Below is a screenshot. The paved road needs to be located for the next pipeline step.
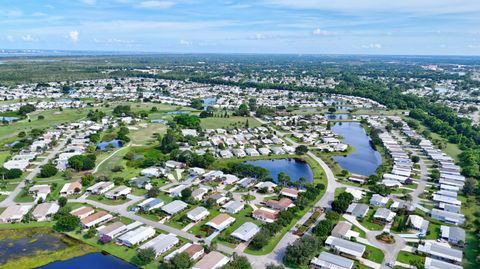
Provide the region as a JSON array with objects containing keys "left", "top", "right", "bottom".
[{"left": 0, "top": 132, "right": 73, "bottom": 208}]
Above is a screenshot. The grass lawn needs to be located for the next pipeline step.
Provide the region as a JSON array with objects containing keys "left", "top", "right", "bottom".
[
  {"left": 200, "top": 116, "right": 262, "bottom": 129},
  {"left": 396, "top": 250, "right": 425, "bottom": 265},
  {"left": 0, "top": 150, "right": 10, "bottom": 166},
  {"left": 358, "top": 209, "right": 385, "bottom": 231},
  {"left": 87, "top": 195, "right": 131, "bottom": 205},
  {"left": 14, "top": 189, "right": 35, "bottom": 203},
  {"left": 129, "top": 123, "right": 167, "bottom": 146},
  {"left": 364, "top": 245, "right": 385, "bottom": 264}
]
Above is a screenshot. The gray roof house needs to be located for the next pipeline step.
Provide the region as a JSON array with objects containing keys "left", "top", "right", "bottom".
[
  {"left": 311, "top": 252, "right": 354, "bottom": 269},
  {"left": 162, "top": 200, "right": 188, "bottom": 215},
  {"left": 440, "top": 226, "right": 465, "bottom": 245},
  {"left": 221, "top": 200, "right": 244, "bottom": 214},
  {"left": 370, "top": 194, "right": 389, "bottom": 207},
  {"left": 346, "top": 203, "right": 369, "bottom": 218},
  {"left": 325, "top": 236, "right": 365, "bottom": 258},
  {"left": 424, "top": 257, "right": 462, "bottom": 269},
  {"left": 430, "top": 208, "right": 465, "bottom": 226},
  {"left": 417, "top": 242, "right": 463, "bottom": 263}
]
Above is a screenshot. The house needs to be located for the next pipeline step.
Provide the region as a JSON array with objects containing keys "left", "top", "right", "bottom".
[
  {"left": 187, "top": 206, "right": 210, "bottom": 222},
  {"left": 424, "top": 257, "right": 462, "bottom": 269},
  {"left": 29, "top": 184, "right": 51, "bottom": 201},
  {"left": 137, "top": 198, "right": 164, "bottom": 212},
  {"left": 430, "top": 208, "right": 465, "bottom": 226},
  {"left": 370, "top": 194, "right": 389, "bottom": 207},
  {"left": 390, "top": 201, "right": 416, "bottom": 212},
  {"left": 70, "top": 206, "right": 94, "bottom": 219},
  {"left": 206, "top": 213, "right": 235, "bottom": 231},
  {"left": 191, "top": 188, "right": 208, "bottom": 201},
  {"left": 255, "top": 181, "right": 277, "bottom": 192},
  {"left": 280, "top": 188, "right": 300, "bottom": 199},
  {"left": 325, "top": 236, "right": 366, "bottom": 258},
  {"left": 162, "top": 200, "right": 188, "bottom": 215},
  {"left": 231, "top": 221, "right": 260, "bottom": 241},
  {"left": 0, "top": 205, "right": 32, "bottom": 223},
  {"left": 139, "top": 234, "right": 179, "bottom": 258},
  {"left": 87, "top": 181, "right": 115, "bottom": 195},
  {"left": 219, "top": 150, "right": 233, "bottom": 158},
  {"left": 3, "top": 159, "right": 29, "bottom": 171},
  {"left": 252, "top": 207, "right": 279, "bottom": 223},
  {"left": 222, "top": 174, "right": 239, "bottom": 185},
  {"left": 182, "top": 129, "right": 198, "bottom": 137},
  {"left": 167, "top": 184, "right": 188, "bottom": 197},
  {"left": 311, "top": 252, "right": 354, "bottom": 269},
  {"left": 97, "top": 221, "right": 127, "bottom": 239},
  {"left": 407, "top": 215, "right": 429, "bottom": 237},
  {"left": 221, "top": 200, "right": 244, "bottom": 214},
  {"left": 331, "top": 221, "right": 359, "bottom": 240},
  {"left": 80, "top": 211, "right": 113, "bottom": 228},
  {"left": 165, "top": 160, "right": 185, "bottom": 169},
  {"left": 59, "top": 181, "right": 82, "bottom": 196},
  {"left": 189, "top": 167, "right": 206, "bottom": 177},
  {"left": 346, "top": 203, "right": 369, "bottom": 218},
  {"left": 140, "top": 167, "right": 164, "bottom": 178},
  {"left": 373, "top": 208, "right": 396, "bottom": 223},
  {"left": 440, "top": 226, "right": 465, "bottom": 245},
  {"left": 129, "top": 177, "right": 151, "bottom": 190},
  {"left": 118, "top": 226, "right": 156, "bottom": 247},
  {"left": 345, "top": 188, "right": 365, "bottom": 202},
  {"left": 417, "top": 242, "right": 463, "bottom": 263},
  {"left": 266, "top": 198, "right": 293, "bottom": 211},
  {"left": 32, "top": 202, "right": 59, "bottom": 221},
  {"left": 105, "top": 186, "right": 131, "bottom": 199},
  {"left": 184, "top": 244, "right": 204, "bottom": 260},
  {"left": 209, "top": 193, "right": 229, "bottom": 205},
  {"left": 192, "top": 251, "right": 230, "bottom": 269}
]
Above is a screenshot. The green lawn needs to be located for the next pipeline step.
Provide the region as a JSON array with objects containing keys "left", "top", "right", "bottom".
[
  {"left": 364, "top": 245, "right": 385, "bottom": 264},
  {"left": 0, "top": 150, "right": 10, "bottom": 166},
  {"left": 14, "top": 189, "right": 35, "bottom": 203},
  {"left": 129, "top": 123, "right": 167, "bottom": 146},
  {"left": 200, "top": 116, "right": 262, "bottom": 129},
  {"left": 396, "top": 250, "right": 425, "bottom": 265}
]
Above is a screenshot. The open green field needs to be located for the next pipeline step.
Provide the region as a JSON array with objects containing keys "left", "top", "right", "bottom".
[
  {"left": 200, "top": 116, "right": 262, "bottom": 129},
  {"left": 0, "top": 151, "right": 11, "bottom": 166},
  {"left": 129, "top": 123, "right": 167, "bottom": 146}
]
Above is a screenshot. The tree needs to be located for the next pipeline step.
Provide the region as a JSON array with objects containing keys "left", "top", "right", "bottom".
[
  {"left": 331, "top": 192, "right": 354, "bottom": 213},
  {"left": 58, "top": 196, "right": 68, "bottom": 207},
  {"left": 136, "top": 247, "right": 156, "bottom": 265},
  {"left": 40, "top": 163, "right": 58, "bottom": 178},
  {"left": 84, "top": 227, "right": 96, "bottom": 238},
  {"left": 190, "top": 99, "right": 204, "bottom": 110},
  {"left": 165, "top": 252, "right": 191, "bottom": 269},
  {"left": 81, "top": 174, "right": 95, "bottom": 186},
  {"left": 266, "top": 264, "right": 285, "bottom": 269},
  {"left": 277, "top": 172, "right": 291, "bottom": 186},
  {"left": 462, "top": 178, "right": 477, "bottom": 196},
  {"left": 181, "top": 187, "right": 192, "bottom": 201},
  {"left": 295, "top": 145, "right": 308, "bottom": 155},
  {"left": 221, "top": 254, "right": 252, "bottom": 269},
  {"left": 283, "top": 236, "right": 323, "bottom": 265},
  {"left": 312, "top": 219, "right": 333, "bottom": 238},
  {"left": 68, "top": 154, "right": 96, "bottom": 171},
  {"left": 411, "top": 155, "right": 420, "bottom": 163},
  {"left": 18, "top": 104, "right": 36, "bottom": 115},
  {"left": 54, "top": 214, "right": 80, "bottom": 232},
  {"left": 235, "top": 103, "right": 250, "bottom": 116},
  {"left": 146, "top": 186, "right": 160, "bottom": 198}
]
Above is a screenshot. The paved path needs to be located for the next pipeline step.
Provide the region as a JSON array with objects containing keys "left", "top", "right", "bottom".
[{"left": 0, "top": 132, "right": 73, "bottom": 207}]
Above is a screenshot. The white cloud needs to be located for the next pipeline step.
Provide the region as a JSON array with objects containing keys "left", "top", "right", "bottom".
[
  {"left": 6, "top": 35, "right": 14, "bottom": 42},
  {"left": 179, "top": 39, "right": 192, "bottom": 46},
  {"left": 5, "top": 10, "right": 23, "bottom": 17},
  {"left": 361, "top": 43, "right": 382, "bottom": 49},
  {"left": 80, "top": 0, "right": 97, "bottom": 5},
  {"left": 251, "top": 33, "right": 268, "bottom": 40},
  {"left": 21, "top": 35, "right": 37, "bottom": 42},
  {"left": 468, "top": 44, "right": 480, "bottom": 49},
  {"left": 67, "top": 31, "right": 79, "bottom": 42},
  {"left": 108, "top": 38, "right": 134, "bottom": 44},
  {"left": 138, "top": 1, "right": 175, "bottom": 9},
  {"left": 312, "top": 28, "right": 330, "bottom": 36}
]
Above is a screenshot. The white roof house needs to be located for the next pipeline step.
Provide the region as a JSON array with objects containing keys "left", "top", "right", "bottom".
[
  {"left": 97, "top": 221, "right": 127, "bottom": 239},
  {"left": 231, "top": 222, "right": 260, "bottom": 241},
  {"left": 87, "top": 181, "right": 115, "bottom": 194},
  {"left": 424, "top": 257, "right": 462, "bottom": 269},
  {"left": 370, "top": 194, "right": 389, "bottom": 207},
  {"left": 137, "top": 198, "right": 164, "bottom": 212},
  {"left": 221, "top": 200, "right": 244, "bottom": 214},
  {"left": 373, "top": 208, "right": 396, "bottom": 223},
  {"left": 407, "top": 215, "right": 429, "bottom": 237},
  {"left": 59, "top": 181, "right": 82, "bottom": 196},
  {"left": 118, "top": 226, "right": 156, "bottom": 247},
  {"left": 139, "top": 234, "right": 179, "bottom": 258},
  {"left": 192, "top": 251, "right": 230, "bottom": 269},
  {"left": 417, "top": 242, "right": 463, "bottom": 263},
  {"left": 104, "top": 186, "right": 131, "bottom": 199},
  {"left": 0, "top": 204, "right": 32, "bottom": 223},
  {"left": 32, "top": 202, "right": 59, "bottom": 222},
  {"left": 187, "top": 206, "right": 210, "bottom": 222},
  {"left": 3, "top": 159, "right": 29, "bottom": 171}
]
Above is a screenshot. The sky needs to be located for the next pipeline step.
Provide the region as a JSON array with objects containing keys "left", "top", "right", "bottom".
[{"left": 1, "top": 0, "right": 480, "bottom": 55}]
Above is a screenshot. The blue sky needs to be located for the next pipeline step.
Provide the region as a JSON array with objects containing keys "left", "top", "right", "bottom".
[{"left": 1, "top": 0, "right": 480, "bottom": 55}]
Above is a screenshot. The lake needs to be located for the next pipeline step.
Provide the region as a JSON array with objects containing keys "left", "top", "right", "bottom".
[
  {"left": 332, "top": 122, "right": 381, "bottom": 176},
  {"left": 326, "top": 114, "right": 352, "bottom": 120},
  {"left": 0, "top": 116, "right": 19, "bottom": 122},
  {"left": 245, "top": 159, "right": 313, "bottom": 183},
  {"left": 97, "top": 139, "right": 122, "bottom": 151},
  {"left": 38, "top": 252, "right": 138, "bottom": 269},
  {"left": 0, "top": 233, "right": 67, "bottom": 264}
]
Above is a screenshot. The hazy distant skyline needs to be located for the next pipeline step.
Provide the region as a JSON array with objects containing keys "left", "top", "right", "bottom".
[{"left": 1, "top": 0, "right": 480, "bottom": 55}]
